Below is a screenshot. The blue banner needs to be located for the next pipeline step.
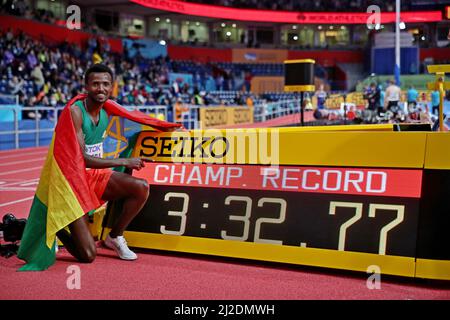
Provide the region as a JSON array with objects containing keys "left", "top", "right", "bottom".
[
  {"left": 0, "top": 105, "right": 22, "bottom": 122},
  {"left": 122, "top": 39, "right": 167, "bottom": 59},
  {"left": 169, "top": 73, "right": 193, "bottom": 87},
  {"left": 371, "top": 47, "right": 419, "bottom": 76}
]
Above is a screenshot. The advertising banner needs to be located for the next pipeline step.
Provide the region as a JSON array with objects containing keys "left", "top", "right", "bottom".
[
  {"left": 130, "top": 0, "right": 441, "bottom": 24},
  {"left": 199, "top": 107, "right": 254, "bottom": 129},
  {"left": 123, "top": 39, "right": 167, "bottom": 59}
]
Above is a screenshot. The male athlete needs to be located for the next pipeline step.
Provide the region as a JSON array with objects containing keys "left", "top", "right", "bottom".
[{"left": 56, "top": 64, "right": 152, "bottom": 262}]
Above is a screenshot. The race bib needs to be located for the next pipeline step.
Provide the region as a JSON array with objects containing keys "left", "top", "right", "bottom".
[{"left": 85, "top": 143, "right": 103, "bottom": 158}]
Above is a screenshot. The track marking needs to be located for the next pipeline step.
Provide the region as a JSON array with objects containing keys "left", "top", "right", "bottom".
[
  {"left": 0, "top": 149, "right": 47, "bottom": 160},
  {"left": 0, "top": 179, "right": 39, "bottom": 188},
  {"left": 0, "top": 158, "right": 45, "bottom": 166},
  {"left": 19, "top": 180, "right": 39, "bottom": 186},
  {"left": 0, "top": 178, "right": 38, "bottom": 185},
  {"left": 0, "top": 187, "right": 37, "bottom": 191},
  {"left": 0, "top": 196, "right": 34, "bottom": 208},
  {"left": 0, "top": 166, "right": 42, "bottom": 176}
]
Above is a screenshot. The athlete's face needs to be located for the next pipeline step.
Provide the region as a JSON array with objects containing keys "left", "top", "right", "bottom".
[{"left": 85, "top": 72, "right": 112, "bottom": 104}]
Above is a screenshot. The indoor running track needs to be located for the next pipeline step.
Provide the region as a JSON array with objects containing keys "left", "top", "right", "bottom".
[
  {"left": 1, "top": 146, "right": 450, "bottom": 301},
  {"left": 0, "top": 146, "right": 48, "bottom": 219}
]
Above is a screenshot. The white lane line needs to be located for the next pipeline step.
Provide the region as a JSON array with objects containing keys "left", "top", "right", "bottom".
[
  {"left": 0, "top": 178, "right": 39, "bottom": 187},
  {"left": 0, "top": 150, "right": 48, "bottom": 160},
  {"left": 0, "top": 158, "right": 45, "bottom": 166},
  {"left": 0, "top": 166, "right": 42, "bottom": 176},
  {"left": 20, "top": 180, "right": 39, "bottom": 186},
  {"left": 0, "top": 187, "right": 37, "bottom": 191},
  {"left": 0, "top": 196, "right": 34, "bottom": 208}
]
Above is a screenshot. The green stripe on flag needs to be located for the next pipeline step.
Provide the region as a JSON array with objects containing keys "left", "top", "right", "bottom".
[{"left": 17, "top": 196, "right": 57, "bottom": 271}]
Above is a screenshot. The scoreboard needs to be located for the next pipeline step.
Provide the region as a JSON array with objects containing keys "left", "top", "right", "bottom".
[{"left": 102, "top": 125, "right": 450, "bottom": 280}]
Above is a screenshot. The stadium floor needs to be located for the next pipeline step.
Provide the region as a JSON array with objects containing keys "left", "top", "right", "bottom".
[{"left": 0, "top": 147, "right": 449, "bottom": 300}]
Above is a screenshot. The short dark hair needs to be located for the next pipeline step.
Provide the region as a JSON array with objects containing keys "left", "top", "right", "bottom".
[{"left": 84, "top": 64, "right": 114, "bottom": 84}]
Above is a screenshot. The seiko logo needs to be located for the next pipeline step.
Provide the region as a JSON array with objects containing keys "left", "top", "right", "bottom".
[
  {"left": 233, "top": 109, "right": 252, "bottom": 124},
  {"left": 135, "top": 130, "right": 280, "bottom": 165},
  {"left": 138, "top": 136, "right": 229, "bottom": 159},
  {"left": 203, "top": 109, "right": 228, "bottom": 127}
]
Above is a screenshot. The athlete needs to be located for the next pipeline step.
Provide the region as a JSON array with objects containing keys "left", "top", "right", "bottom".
[{"left": 57, "top": 64, "right": 151, "bottom": 262}]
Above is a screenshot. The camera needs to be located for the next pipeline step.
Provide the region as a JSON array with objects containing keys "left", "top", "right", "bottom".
[
  {"left": 0, "top": 213, "right": 27, "bottom": 258},
  {"left": 0, "top": 213, "right": 26, "bottom": 242}
]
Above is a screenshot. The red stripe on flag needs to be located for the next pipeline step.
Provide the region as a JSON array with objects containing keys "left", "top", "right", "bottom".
[
  {"left": 103, "top": 99, "right": 181, "bottom": 131},
  {"left": 53, "top": 104, "right": 99, "bottom": 213}
]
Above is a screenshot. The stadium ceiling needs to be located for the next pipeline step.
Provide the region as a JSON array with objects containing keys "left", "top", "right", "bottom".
[{"left": 70, "top": 0, "right": 221, "bottom": 23}]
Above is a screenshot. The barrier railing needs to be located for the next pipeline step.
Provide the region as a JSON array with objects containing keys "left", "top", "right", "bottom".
[
  {"left": 176, "top": 100, "right": 300, "bottom": 130},
  {"left": 174, "top": 104, "right": 201, "bottom": 130},
  {"left": 123, "top": 105, "right": 168, "bottom": 122},
  {"left": 0, "top": 105, "right": 169, "bottom": 150},
  {"left": 0, "top": 101, "right": 301, "bottom": 149},
  {"left": 0, "top": 106, "right": 60, "bottom": 149},
  {"left": 254, "top": 99, "right": 300, "bottom": 123}
]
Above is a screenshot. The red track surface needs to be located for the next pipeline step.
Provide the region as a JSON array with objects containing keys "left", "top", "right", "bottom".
[
  {"left": 0, "top": 147, "right": 449, "bottom": 301},
  {"left": 0, "top": 146, "right": 47, "bottom": 218}
]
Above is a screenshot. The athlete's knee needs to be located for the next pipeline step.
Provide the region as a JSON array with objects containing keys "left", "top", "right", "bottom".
[
  {"left": 78, "top": 246, "right": 96, "bottom": 263},
  {"left": 135, "top": 178, "right": 149, "bottom": 199}
]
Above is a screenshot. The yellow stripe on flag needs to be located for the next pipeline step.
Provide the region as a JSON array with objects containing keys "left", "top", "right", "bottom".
[
  {"left": 35, "top": 137, "right": 55, "bottom": 206},
  {"left": 36, "top": 137, "right": 86, "bottom": 248}
]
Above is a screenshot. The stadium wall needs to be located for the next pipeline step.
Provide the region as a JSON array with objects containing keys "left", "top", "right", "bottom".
[
  {"left": 288, "top": 50, "right": 364, "bottom": 67},
  {"left": 167, "top": 46, "right": 233, "bottom": 63},
  {"left": 167, "top": 46, "right": 365, "bottom": 66},
  {"left": 0, "top": 15, "right": 123, "bottom": 53},
  {"left": 420, "top": 47, "right": 450, "bottom": 61}
]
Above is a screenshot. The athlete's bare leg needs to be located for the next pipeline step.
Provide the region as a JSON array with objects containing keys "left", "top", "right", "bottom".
[
  {"left": 56, "top": 171, "right": 148, "bottom": 262},
  {"left": 101, "top": 171, "right": 149, "bottom": 237},
  {"left": 56, "top": 215, "right": 96, "bottom": 263}
]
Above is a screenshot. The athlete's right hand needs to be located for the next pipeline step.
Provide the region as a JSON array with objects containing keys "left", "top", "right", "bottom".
[{"left": 122, "top": 158, "right": 152, "bottom": 171}]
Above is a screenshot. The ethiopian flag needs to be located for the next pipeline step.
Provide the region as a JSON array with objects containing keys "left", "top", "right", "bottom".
[{"left": 17, "top": 94, "right": 181, "bottom": 271}]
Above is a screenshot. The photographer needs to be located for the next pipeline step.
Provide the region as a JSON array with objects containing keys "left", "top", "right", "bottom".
[{"left": 365, "top": 82, "right": 380, "bottom": 112}]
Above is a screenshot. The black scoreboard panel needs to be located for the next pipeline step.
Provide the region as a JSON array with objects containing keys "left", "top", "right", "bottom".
[
  {"left": 104, "top": 161, "right": 425, "bottom": 280},
  {"left": 108, "top": 185, "right": 420, "bottom": 258},
  {"left": 416, "top": 170, "right": 450, "bottom": 260}
]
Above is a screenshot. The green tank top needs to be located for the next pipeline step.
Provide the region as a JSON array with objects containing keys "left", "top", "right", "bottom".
[{"left": 73, "top": 100, "right": 109, "bottom": 158}]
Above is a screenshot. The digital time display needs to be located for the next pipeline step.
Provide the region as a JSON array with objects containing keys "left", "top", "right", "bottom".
[
  {"left": 125, "top": 185, "right": 419, "bottom": 257},
  {"left": 105, "top": 162, "right": 423, "bottom": 258}
]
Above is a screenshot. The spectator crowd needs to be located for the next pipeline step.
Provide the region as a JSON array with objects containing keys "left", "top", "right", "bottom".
[{"left": 0, "top": 26, "right": 259, "bottom": 120}]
